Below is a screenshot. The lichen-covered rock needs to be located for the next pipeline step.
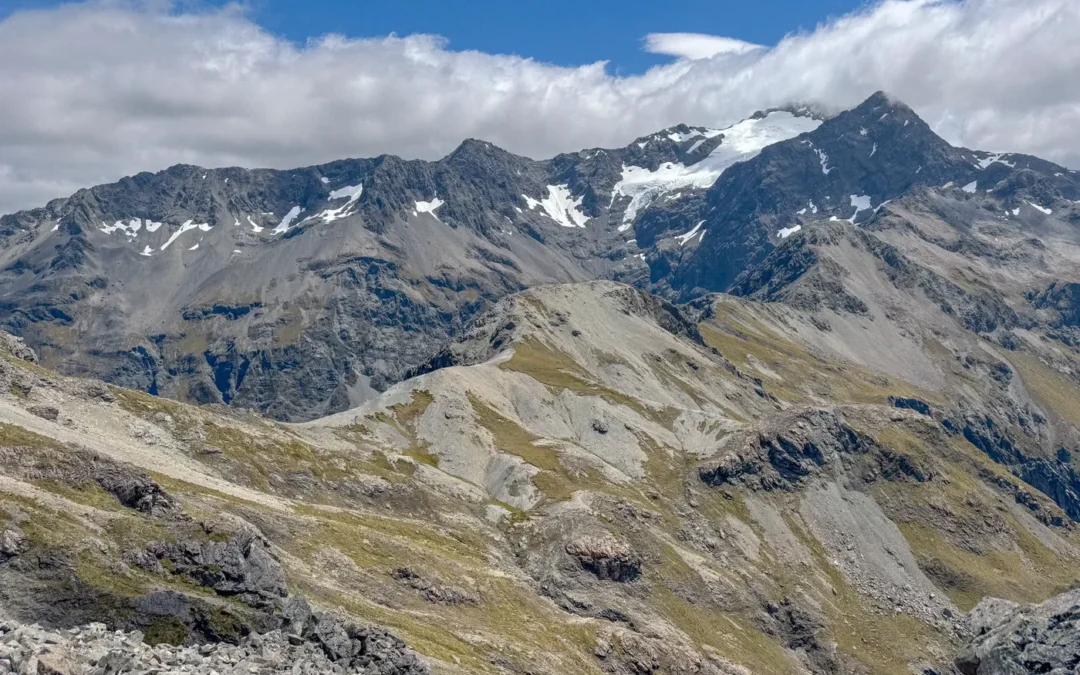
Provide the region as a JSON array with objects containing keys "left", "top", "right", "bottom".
[
  {"left": 565, "top": 535, "right": 641, "bottom": 582},
  {"left": 0, "top": 332, "right": 37, "bottom": 363},
  {"left": 26, "top": 405, "right": 60, "bottom": 422},
  {"left": 0, "top": 528, "right": 28, "bottom": 560},
  {"left": 955, "top": 589, "right": 1080, "bottom": 674},
  {"left": 147, "top": 529, "right": 287, "bottom": 608}
]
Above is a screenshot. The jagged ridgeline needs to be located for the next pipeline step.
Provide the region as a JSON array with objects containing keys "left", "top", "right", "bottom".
[
  {"left": 1, "top": 90, "right": 1080, "bottom": 674},
  {"left": 4, "top": 91, "right": 1074, "bottom": 424}
]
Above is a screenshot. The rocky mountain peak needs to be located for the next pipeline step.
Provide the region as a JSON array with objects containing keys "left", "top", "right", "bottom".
[{"left": 0, "top": 91, "right": 1077, "bottom": 423}]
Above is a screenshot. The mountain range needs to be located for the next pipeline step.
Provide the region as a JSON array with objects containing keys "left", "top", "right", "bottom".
[
  {"left": 2, "top": 91, "right": 1080, "bottom": 674},
  {"left": 5, "top": 91, "right": 1074, "bottom": 423}
]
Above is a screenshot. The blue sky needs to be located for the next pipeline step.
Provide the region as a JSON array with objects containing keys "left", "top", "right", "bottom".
[
  {"left": 249, "top": 0, "right": 866, "bottom": 72},
  {"left": 1, "top": 0, "right": 865, "bottom": 72}
]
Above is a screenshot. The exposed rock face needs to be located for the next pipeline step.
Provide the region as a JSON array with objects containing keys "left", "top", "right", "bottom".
[
  {"left": 956, "top": 590, "right": 1080, "bottom": 675},
  {"left": 390, "top": 567, "right": 480, "bottom": 606},
  {"left": 700, "top": 409, "right": 876, "bottom": 490},
  {"left": 763, "top": 597, "right": 840, "bottom": 675},
  {"left": 597, "top": 627, "right": 753, "bottom": 675},
  {"left": 962, "top": 414, "right": 1080, "bottom": 523},
  {"left": 145, "top": 530, "right": 288, "bottom": 608},
  {"left": 273, "top": 598, "right": 428, "bottom": 674},
  {"left": 0, "top": 441, "right": 180, "bottom": 519},
  {"left": 1030, "top": 281, "right": 1080, "bottom": 327},
  {"left": 26, "top": 405, "right": 59, "bottom": 421},
  {"left": 565, "top": 535, "right": 641, "bottom": 582}
]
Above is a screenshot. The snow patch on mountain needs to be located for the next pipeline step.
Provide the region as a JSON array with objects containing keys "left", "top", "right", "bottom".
[
  {"left": 676, "top": 220, "right": 705, "bottom": 245},
  {"left": 962, "top": 181, "right": 978, "bottom": 193},
  {"left": 415, "top": 198, "right": 445, "bottom": 221},
  {"left": 329, "top": 185, "right": 363, "bottom": 200},
  {"left": 976, "top": 153, "right": 1017, "bottom": 170},
  {"left": 610, "top": 111, "right": 821, "bottom": 230},
  {"left": 849, "top": 195, "right": 872, "bottom": 222},
  {"left": 318, "top": 185, "right": 364, "bottom": 223},
  {"left": 99, "top": 218, "right": 164, "bottom": 239},
  {"left": 666, "top": 128, "right": 723, "bottom": 144},
  {"left": 273, "top": 206, "right": 302, "bottom": 234},
  {"left": 777, "top": 225, "right": 802, "bottom": 239},
  {"left": 815, "top": 149, "right": 833, "bottom": 175},
  {"left": 524, "top": 185, "right": 588, "bottom": 229},
  {"left": 1028, "top": 202, "right": 1053, "bottom": 215},
  {"left": 247, "top": 215, "right": 264, "bottom": 233},
  {"left": 161, "top": 220, "right": 211, "bottom": 251},
  {"left": 100, "top": 219, "right": 142, "bottom": 238}
]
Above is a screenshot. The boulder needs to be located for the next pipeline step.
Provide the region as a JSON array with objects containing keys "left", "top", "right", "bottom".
[
  {"left": 0, "top": 528, "right": 28, "bottom": 559},
  {"left": 0, "top": 332, "right": 37, "bottom": 363},
  {"left": 27, "top": 406, "right": 60, "bottom": 422}
]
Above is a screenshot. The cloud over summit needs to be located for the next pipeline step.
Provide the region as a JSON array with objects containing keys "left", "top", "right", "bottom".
[{"left": 1, "top": 0, "right": 1078, "bottom": 213}]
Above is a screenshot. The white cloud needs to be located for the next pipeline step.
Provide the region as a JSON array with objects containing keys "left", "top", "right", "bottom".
[
  {"left": 643, "top": 33, "right": 764, "bottom": 60},
  {"left": 0, "top": 0, "right": 1078, "bottom": 214}
]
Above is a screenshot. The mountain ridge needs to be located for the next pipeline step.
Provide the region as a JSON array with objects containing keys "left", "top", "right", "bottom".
[{"left": 0, "top": 91, "right": 1078, "bottom": 424}]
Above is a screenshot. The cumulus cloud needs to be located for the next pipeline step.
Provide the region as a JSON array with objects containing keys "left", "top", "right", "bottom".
[
  {"left": 0, "top": 0, "right": 1078, "bottom": 213},
  {"left": 643, "top": 33, "right": 764, "bottom": 60}
]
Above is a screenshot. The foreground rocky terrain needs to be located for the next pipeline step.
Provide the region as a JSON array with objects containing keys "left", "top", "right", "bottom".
[
  {"left": 0, "top": 618, "right": 423, "bottom": 675},
  {"left": 2, "top": 265, "right": 1080, "bottom": 673}
]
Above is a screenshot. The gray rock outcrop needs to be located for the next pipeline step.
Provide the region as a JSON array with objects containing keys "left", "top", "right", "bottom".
[
  {"left": 955, "top": 589, "right": 1080, "bottom": 674},
  {"left": 565, "top": 535, "right": 641, "bottom": 582},
  {"left": 144, "top": 530, "right": 287, "bottom": 608}
]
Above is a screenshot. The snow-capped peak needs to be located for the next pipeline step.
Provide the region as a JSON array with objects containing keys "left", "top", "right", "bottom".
[{"left": 611, "top": 110, "right": 823, "bottom": 229}]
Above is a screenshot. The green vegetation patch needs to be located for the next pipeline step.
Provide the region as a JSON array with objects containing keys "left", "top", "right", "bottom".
[
  {"left": 144, "top": 617, "right": 190, "bottom": 646},
  {"left": 499, "top": 338, "right": 651, "bottom": 416},
  {"left": 0, "top": 423, "right": 64, "bottom": 451}
]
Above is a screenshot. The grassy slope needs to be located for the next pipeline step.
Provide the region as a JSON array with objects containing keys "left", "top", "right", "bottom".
[{"left": 3, "top": 291, "right": 1080, "bottom": 674}]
